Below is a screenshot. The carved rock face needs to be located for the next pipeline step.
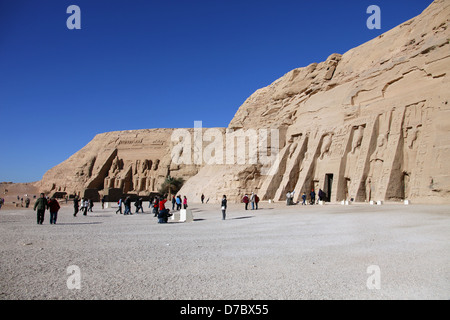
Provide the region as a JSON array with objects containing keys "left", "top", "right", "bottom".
[
  {"left": 37, "top": 1, "right": 450, "bottom": 204},
  {"left": 177, "top": 0, "right": 450, "bottom": 204}
]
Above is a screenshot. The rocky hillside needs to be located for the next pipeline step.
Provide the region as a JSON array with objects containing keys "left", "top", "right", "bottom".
[
  {"left": 179, "top": 0, "right": 450, "bottom": 204},
  {"left": 37, "top": 0, "right": 449, "bottom": 204}
]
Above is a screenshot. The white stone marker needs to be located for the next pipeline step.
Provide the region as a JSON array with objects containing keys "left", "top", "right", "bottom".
[{"left": 179, "top": 209, "right": 193, "bottom": 222}]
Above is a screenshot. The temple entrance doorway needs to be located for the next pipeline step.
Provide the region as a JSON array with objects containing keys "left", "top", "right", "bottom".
[{"left": 324, "top": 174, "right": 334, "bottom": 202}]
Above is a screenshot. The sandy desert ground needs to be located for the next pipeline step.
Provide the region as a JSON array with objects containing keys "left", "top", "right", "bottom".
[
  {"left": 0, "top": 182, "right": 39, "bottom": 210},
  {"left": 0, "top": 200, "right": 449, "bottom": 300}
]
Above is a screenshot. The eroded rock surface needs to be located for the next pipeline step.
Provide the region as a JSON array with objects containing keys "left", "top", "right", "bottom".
[{"left": 38, "top": 0, "right": 450, "bottom": 204}]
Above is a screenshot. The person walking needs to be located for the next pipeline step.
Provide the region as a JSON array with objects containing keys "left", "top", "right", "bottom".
[
  {"left": 124, "top": 196, "right": 131, "bottom": 215},
  {"left": 172, "top": 196, "right": 176, "bottom": 211},
  {"left": 116, "top": 198, "right": 123, "bottom": 214},
  {"left": 134, "top": 198, "right": 140, "bottom": 213},
  {"left": 82, "top": 198, "right": 89, "bottom": 215},
  {"left": 79, "top": 198, "right": 84, "bottom": 215},
  {"left": 302, "top": 192, "right": 307, "bottom": 205},
  {"left": 221, "top": 195, "right": 227, "bottom": 220},
  {"left": 25, "top": 197, "right": 30, "bottom": 208},
  {"left": 88, "top": 198, "right": 94, "bottom": 212},
  {"left": 134, "top": 198, "right": 144, "bottom": 213},
  {"left": 201, "top": 194, "right": 205, "bottom": 204},
  {"left": 101, "top": 195, "right": 106, "bottom": 209},
  {"left": 48, "top": 197, "right": 60, "bottom": 224},
  {"left": 33, "top": 193, "right": 48, "bottom": 225},
  {"left": 148, "top": 196, "right": 153, "bottom": 208},
  {"left": 183, "top": 196, "right": 188, "bottom": 209},
  {"left": 73, "top": 196, "right": 80, "bottom": 216}
]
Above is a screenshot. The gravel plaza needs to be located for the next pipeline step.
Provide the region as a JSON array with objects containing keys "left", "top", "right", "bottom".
[{"left": 0, "top": 201, "right": 448, "bottom": 300}]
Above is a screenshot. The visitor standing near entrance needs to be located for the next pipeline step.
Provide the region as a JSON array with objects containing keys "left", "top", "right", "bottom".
[
  {"left": 254, "top": 194, "right": 259, "bottom": 210},
  {"left": 221, "top": 195, "right": 227, "bottom": 220},
  {"left": 183, "top": 196, "right": 188, "bottom": 209},
  {"left": 310, "top": 190, "right": 316, "bottom": 205},
  {"left": 302, "top": 192, "right": 307, "bottom": 205},
  {"left": 318, "top": 189, "right": 325, "bottom": 203},
  {"left": 34, "top": 193, "right": 48, "bottom": 225},
  {"left": 250, "top": 192, "right": 255, "bottom": 210},
  {"left": 176, "top": 195, "right": 182, "bottom": 210},
  {"left": 172, "top": 196, "right": 176, "bottom": 210},
  {"left": 242, "top": 194, "right": 249, "bottom": 210},
  {"left": 48, "top": 197, "right": 60, "bottom": 224}
]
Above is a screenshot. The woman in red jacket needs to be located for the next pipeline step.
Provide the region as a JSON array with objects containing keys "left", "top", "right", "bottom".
[
  {"left": 159, "top": 197, "right": 167, "bottom": 212},
  {"left": 183, "top": 196, "right": 188, "bottom": 209}
]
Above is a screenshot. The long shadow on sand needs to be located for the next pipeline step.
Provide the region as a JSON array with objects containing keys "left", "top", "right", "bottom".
[
  {"left": 230, "top": 216, "right": 254, "bottom": 220},
  {"left": 54, "top": 222, "right": 103, "bottom": 226}
]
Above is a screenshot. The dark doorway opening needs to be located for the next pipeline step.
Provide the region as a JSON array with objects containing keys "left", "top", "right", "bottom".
[{"left": 324, "top": 174, "right": 334, "bottom": 202}]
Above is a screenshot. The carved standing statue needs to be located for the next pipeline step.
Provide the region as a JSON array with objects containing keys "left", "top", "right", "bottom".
[
  {"left": 319, "top": 133, "right": 333, "bottom": 160},
  {"left": 351, "top": 125, "right": 364, "bottom": 154},
  {"left": 367, "top": 134, "right": 387, "bottom": 199},
  {"left": 365, "top": 177, "right": 372, "bottom": 202}
]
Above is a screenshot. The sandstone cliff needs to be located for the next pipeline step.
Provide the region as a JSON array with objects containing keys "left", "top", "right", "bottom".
[
  {"left": 37, "top": 128, "right": 225, "bottom": 200},
  {"left": 38, "top": 0, "right": 450, "bottom": 204},
  {"left": 178, "top": 0, "right": 450, "bottom": 204}
]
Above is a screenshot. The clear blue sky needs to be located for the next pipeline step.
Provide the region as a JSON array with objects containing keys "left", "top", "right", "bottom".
[{"left": 0, "top": 0, "right": 433, "bottom": 182}]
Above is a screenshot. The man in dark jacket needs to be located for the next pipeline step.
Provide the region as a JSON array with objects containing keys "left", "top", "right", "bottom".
[
  {"left": 158, "top": 208, "right": 172, "bottom": 223},
  {"left": 318, "top": 189, "right": 325, "bottom": 202},
  {"left": 310, "top": 190, "right": 316, "bottom": 205},
  {"left": 73, "top": 196, "right": 79, "bottom": 216},
  {"left": 48, "top": 197, "right": 60, "bottom": 224},
  {"left": 221, "top": 195, "right": 227, "bottom": 220},
  {"left": 34, "top": 193, "right": 48, "bottom": 224}
]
